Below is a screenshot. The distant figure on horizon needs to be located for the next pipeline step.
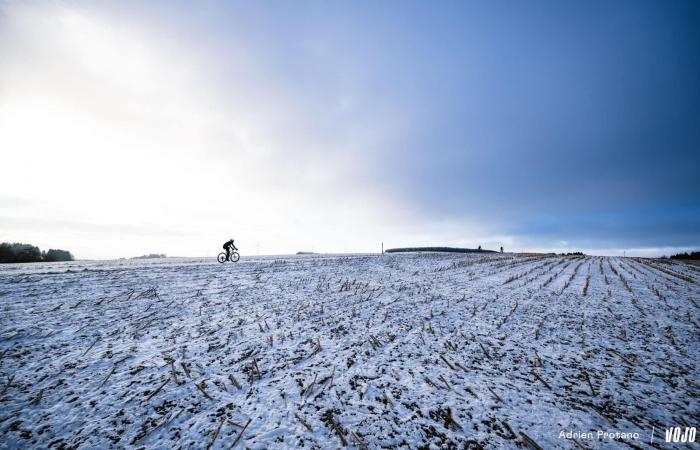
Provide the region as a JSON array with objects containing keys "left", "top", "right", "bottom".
[
  {"left": 500, "top": 246, "right": 504, "bottom": 253},
  {"left": 478, "top": 245, "right": 482, "bottom": 251},
  {"left": 223, "top": 238, "right": 237, "bottom": 260}
]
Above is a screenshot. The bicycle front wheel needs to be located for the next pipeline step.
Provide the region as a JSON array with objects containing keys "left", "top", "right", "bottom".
[
  {"left": 230, "top": 251, "right": 240, "bottom": 262},
  {"left": 217, "top": 253, "right": 227, "bottom": 263}
]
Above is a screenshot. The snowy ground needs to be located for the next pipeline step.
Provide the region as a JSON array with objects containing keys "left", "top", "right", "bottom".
[{"left": 1, "top": 253, "right": 698, "bottom": 449}]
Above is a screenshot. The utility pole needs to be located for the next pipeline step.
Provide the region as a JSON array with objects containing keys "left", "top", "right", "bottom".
[{"left": 382, "top": 242, "right": 384, "bottom": 254}]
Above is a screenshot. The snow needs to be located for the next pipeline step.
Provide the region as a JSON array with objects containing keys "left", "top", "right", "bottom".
[{"left": 1, "top": 253, "right": 698, "bottom": 449}]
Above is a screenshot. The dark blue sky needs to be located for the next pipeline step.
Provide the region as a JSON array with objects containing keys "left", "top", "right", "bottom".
[{"left": 215, "top": 0, "right": 700, "bottom": 251}]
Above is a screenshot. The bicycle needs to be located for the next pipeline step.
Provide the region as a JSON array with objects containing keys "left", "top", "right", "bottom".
[{"left": 217, "top": 249, "right": 240, "bottom": 263}]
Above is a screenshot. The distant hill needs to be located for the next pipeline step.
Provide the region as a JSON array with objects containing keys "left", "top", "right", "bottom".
[
  {"left": 385, "top": 247, "right": 496, "bottom": 254},
  {"left": 0, "top": 242, "right": 74, "bottom": 263},
  {"left": 130, "top": 254, "right": 167, "bottom": 259},
  {"left": 296, "top": 251, "right": 318, "bottom": 255}
]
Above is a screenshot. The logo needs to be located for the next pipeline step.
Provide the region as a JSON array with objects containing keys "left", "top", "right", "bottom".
[{"left": 665, "top": 427, "right": 696, "bottom": 443}]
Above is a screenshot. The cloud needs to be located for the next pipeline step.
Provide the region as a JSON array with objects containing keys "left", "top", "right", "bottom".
[
  {"left": 0, "top": 2, "right": 429, "bottom": 258},
  {"left": 1, "top": 1, "right": 698, "bottom": 257}
]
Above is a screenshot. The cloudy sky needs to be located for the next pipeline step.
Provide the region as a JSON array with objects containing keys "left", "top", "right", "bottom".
[{"left": 1, "top": 1, "right": 698, "bottom": 259}]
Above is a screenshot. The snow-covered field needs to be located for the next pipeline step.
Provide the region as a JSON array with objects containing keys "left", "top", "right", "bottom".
[{"left": 1, "top": 253, "right": 698, "bottom": 449}]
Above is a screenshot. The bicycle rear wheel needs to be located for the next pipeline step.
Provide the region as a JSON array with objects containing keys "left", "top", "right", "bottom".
[
  {"left": 217, "top": 253, "right": 227, "bottom": 263},
  {"left": 230, "top": 251, "right": 240, "bottom": 262}
]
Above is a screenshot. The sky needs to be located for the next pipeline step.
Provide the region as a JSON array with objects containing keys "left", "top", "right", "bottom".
[{"left": 1, "top": 0, "right": 699, "bottom": 259}]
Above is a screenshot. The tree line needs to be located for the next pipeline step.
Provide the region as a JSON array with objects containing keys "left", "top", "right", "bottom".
[
  {"left": 385, "top": 247, "right": 497, "bottom": 254},
  {"left": 668, "top": 251, "right": 700, "bottom": 260},
  {"left": 0, "top": 242, "right": 74, "bottom": 263}
]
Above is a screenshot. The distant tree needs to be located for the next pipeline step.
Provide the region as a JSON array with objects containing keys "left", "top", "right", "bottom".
[
  {"left": 44, "top": 249, "right": 74, "bottom": 262},
  {"left": 0, "top": 242, "right": 74, "bottom": 263},
  {"left": 130, "top": 254, "right": 166, "bottom": 259},
  {"left": 0, "top": 243, "right": 17, "bottom": 263},
  {"left": 16, "top": 244, "right": 42, "bottom": 262},
  {"left": 478, "top": 245, "right": 482, "bottom": 251},
  {"left": 385, "top": 247, "right": 497, "bottom": 254},
  {"left": 669, "top": 251, "right": 700, "bottom": 260},
  {"left": 500, "top": 246, "right": 504, "bottom": 253}
]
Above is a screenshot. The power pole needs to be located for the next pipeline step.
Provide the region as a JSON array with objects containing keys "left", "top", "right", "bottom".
[{"left": 382, "top": 242, "right": 384, "bottom": 254}]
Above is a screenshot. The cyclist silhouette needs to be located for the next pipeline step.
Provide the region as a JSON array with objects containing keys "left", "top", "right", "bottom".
[{"left": 223, "top": 239, "right": 237, "bottom": 260}]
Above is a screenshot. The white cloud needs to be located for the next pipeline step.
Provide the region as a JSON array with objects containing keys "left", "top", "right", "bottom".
[{"left": 0, "top": 2, "right": 446, "bottom": 258}]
